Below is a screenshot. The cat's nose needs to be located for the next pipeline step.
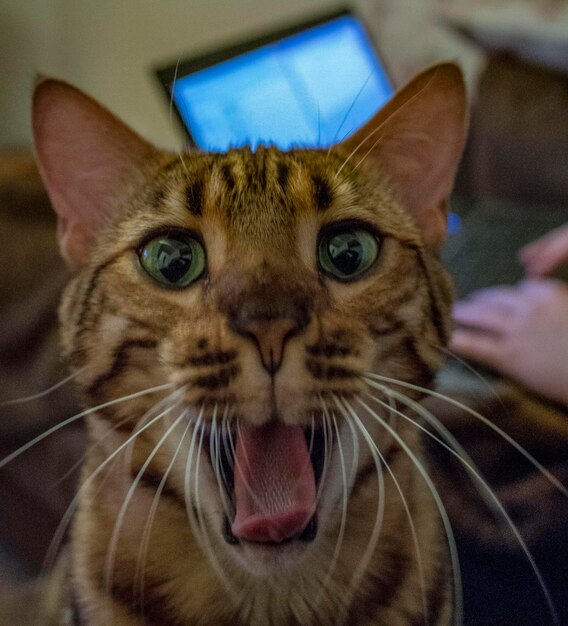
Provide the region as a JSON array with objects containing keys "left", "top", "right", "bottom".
[
  {"left": 229, "top": 287, "right": 310, "bottom": 375},
  {"left": 233, "top": 316, "right": 301, "bottom": 375}
]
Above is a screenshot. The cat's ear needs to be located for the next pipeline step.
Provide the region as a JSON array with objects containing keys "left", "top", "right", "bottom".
[
  {"left": 338, "top": 63, "right": 468, "bottom": 250},
  {"left": 33, "top": 78, "right": 159, "bottom": 269}
]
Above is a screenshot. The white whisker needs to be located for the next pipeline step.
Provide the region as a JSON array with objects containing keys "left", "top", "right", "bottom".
[
  {"left": 50, "top": 408, "right": 150, "bottom": 493},
  {"left": 334, "top": 125, "right": 385, "bottom": 180},
  {"left": 355, "top": 394, "right": 429, "bottom": 625},
  {"left": 192, "top": 405, "right": 239, "bottom": 599},
  {"left": 317, "top": 103, "right": 321, "bottom": 148},
  {"left": 136, "top": 409, "right": 195, "bottom": 616},
  {"left": 222, "top": 409, "right": 236, "bottom": 471},
  {"left": 441, "top": 347, "right": 509, "bottom": 414},
  {"left": 169, "top": 58, "right": 180, "bottom": 126},
  {"left": 104, "top": 407, "right": 187, "bottom": 593},
  {"left": 365, "top": 381, "right": 560, "bottom": 625},
  {"left": 364, "top": 373, "right": 568, "bottom": 498},
  {"left": 168, "top": 57, "right": 190, "bottom": 175},
  {"left": 353, "top": 393, "right": 462, "bottom": 626},
  {"left": 0, "top": 382, "right": 175, "bottom": 471},
  {"left": 184, "top": 410, "right": 205, "bottom": 546},
  {"left": 333, "top": 394, "right": 386, "bottom": 623},
  {"left": 334, "top": 71, "right": 437, "bottom": 180},
  {"left": 1, "top": 367, "right": 88, "bottom": 406},
  {"left": 210, "top": 404, "right": 235, "bottom": 521},
  {"left": 307, "top": 412, "right": 316, "bottom": 459},
  {"left": 315, "top": 407, "right": 349, "bottom": 608},
  {"left": 182, "top": 410, "right": 233, "bottom": 598},
  {"left": 123, "top": 392, "right": 184, "bottom": 475},
  {"left": 314, "top": 407, "right": 331, "bottom": 506},
  {"left": 331, "top": 71, "right": 374, "bottom": 147},
  {"left": 40, "top": 389, "right": 184, "bottom": 577}
]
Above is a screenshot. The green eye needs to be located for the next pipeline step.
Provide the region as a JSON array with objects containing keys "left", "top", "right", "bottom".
[
  {"left": 318, "top": 227, "right": 379, "bottom": 280},
  {"left": 139, "top": 233, "right": 206, "bottom": 288}
]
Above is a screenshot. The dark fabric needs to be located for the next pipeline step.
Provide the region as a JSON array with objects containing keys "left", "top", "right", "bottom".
[
  {"left": 0, "top": 151, "right": 83, "bottom": 572},
  {"left": 424, "top": 375, "right": 568, "bottom": 626}
]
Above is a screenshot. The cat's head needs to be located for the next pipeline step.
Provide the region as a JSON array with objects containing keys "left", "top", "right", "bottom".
[{"left": 33, "top": 65, "right": 466, "bottom": 584}]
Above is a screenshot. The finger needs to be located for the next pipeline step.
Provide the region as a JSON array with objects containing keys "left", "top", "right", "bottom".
[
  {"left": 452, "top": 301, "right": 511, "bottom": 334},
  {"left": 523, "top": 252, "right": 565, "bottom": 277},
  {"left": 517, "top": 278, "right": 561, "bottom": 297},
  {"left": 449, "top": 329, "right": 504, "bottom": 369},
  {"left": 520, "top": 226, "right": 568, "bottom": 276},
  {"left": 458, "top": 286, "right": 524, "bottom": 311},
  {"left": 520, "top": 223, "right": 568, "bottom": 258}
]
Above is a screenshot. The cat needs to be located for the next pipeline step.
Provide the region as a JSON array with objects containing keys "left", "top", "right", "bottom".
[{"left": 18, "top": 62, "right": 467, "bottom": 625}]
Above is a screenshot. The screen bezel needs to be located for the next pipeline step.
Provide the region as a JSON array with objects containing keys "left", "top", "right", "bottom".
[{"left": 155, "top": 8, "right": 391, "bottom": 148}]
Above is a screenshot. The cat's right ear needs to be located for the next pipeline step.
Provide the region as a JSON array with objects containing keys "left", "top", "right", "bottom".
[
  {"left": 335, "top": 63, "right": 468, "bottom": 251},
  {"left": 33, "top": 79, "right": 159, "bottom": 270}
]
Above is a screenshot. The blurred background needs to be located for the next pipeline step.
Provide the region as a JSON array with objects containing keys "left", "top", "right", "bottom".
[
  {"left": 0, "top": 0, "right": 486, "bottom": 151},
  {"left": 1, "top": 1, "right": 568, "bottom": 625}
]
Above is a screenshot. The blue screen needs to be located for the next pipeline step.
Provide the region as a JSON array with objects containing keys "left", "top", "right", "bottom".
[{"left": 171, "top": 15, "right": 393, "bottom": 151}]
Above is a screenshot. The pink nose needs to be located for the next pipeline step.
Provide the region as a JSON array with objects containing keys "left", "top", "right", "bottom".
[
  {"left": 240, "top": 317, "right": 298, "bottom": 374},
  {"left": 225, "top": 274, "right": 311, "bottom": 374}
]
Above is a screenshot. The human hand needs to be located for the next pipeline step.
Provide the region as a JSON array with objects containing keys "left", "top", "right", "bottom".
[
  {"left": 450, "top": 280, "right": 568, "bottom": 406},
  {"left": 520, "top": 223, "right": 568, "bottom": 277}
]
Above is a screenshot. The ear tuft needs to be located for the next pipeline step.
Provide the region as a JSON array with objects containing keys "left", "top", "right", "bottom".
[
  {"left": 338, "top": 63, "right": 469, "bottom": 250},
  {"left": 33, "top": 79, "right": 159, "bottom": 269}
]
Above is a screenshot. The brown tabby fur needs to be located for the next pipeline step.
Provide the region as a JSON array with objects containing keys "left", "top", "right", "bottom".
[{"left": 28, "top": 63, "right": 467, "bottom": 625}]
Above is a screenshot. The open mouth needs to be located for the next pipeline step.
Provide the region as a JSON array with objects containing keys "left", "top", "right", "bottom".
[{"left": 203, "top": 422, "right": 328, "bottom": 547}]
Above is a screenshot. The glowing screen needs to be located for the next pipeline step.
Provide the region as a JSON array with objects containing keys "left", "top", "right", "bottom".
[{"left": 170, "top": 15, "right": 392, "bottom": 150}]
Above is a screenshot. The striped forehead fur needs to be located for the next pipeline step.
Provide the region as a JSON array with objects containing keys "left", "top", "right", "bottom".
[
  {"left": 158, "top": 149, "right": 418, "bottom": 231},
  {"left": 146, "top": 148, "right": 349, "bottom": 241}
]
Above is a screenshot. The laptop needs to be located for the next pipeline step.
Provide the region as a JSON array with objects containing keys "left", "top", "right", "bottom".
[{"left": 155, "top": 9, "right": 393, "bottom": 151}]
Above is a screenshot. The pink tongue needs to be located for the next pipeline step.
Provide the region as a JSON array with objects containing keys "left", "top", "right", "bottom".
[{"left": 231, "top": 422, "right": 316, "bottom": 543}]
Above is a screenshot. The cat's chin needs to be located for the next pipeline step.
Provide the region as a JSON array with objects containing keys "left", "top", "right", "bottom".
[
  {"left": 222, "top": 512, "right": 318, "bottom": 546},
  {"left": 222, "top": 520, "right": 319, "bottom": 576}
]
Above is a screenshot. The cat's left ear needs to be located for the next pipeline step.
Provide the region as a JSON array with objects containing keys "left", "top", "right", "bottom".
[
  {"left": 337, "top": 63, "right": 468, "bottom": 250},
  {"left": 33, "top": 78, "right": 160, "bottom": 269}
]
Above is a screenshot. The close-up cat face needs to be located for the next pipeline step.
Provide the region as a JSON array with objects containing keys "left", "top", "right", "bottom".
[{"left": 29, "top": 63, "right": 467, "bottom": 625}]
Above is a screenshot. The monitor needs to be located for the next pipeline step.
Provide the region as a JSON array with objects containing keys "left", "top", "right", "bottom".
[{"left": 156, "top": 10, "right": 393, "bottom": 151}]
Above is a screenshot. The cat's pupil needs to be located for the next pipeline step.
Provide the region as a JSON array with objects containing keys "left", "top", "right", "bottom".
[
  {"left": 318, "top": 227, "right": 379, "bottom": 281},
  {"left": 327, "top": 233, "right": 363, "bottom": 274},
  {"left": 139, "top": 232, "right": 206, "bottom": 288},
  {"left": 155, "top": 239, "right": 192, "bottom": 283}
]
